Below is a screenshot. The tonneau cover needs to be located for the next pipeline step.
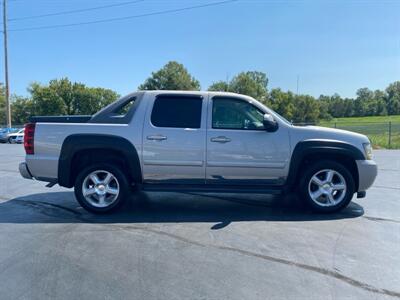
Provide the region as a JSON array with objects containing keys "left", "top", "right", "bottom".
[{"left": 29, "top": 115, "right": 92, "bottom": 123}]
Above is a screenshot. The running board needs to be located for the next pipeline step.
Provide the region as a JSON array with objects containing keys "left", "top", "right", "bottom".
[{"left": 141, "top": 184, "right": 283, "bottom": 195}]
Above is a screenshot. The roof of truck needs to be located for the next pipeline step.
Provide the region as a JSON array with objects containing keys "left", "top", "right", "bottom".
[
  {"left": 137, "top": 90, "right": 254, "bottom": 99},
  {"left": 141, "top": 90, "right": 237, "bottom": 95}
]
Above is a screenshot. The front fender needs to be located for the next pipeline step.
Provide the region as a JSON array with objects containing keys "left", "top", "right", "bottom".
[{"left": 285, "top": 140, "right": 365, "bottom": 190}]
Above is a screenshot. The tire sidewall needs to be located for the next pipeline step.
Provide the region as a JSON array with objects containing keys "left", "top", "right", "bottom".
[
  {"left": 300, "top": 160, "right": 355, "bottom": 213},
  {"left": 74, "top": 163, "right": 128, "bottom": 214}
]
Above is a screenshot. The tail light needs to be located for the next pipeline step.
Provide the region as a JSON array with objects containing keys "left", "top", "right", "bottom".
[{"left": 24, "top": 123, "right": 35, "bottom": 155}]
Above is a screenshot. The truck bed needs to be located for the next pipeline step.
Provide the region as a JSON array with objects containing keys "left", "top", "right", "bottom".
[{"left": 29, "top": 115, "right": 92, "bottom": 123}]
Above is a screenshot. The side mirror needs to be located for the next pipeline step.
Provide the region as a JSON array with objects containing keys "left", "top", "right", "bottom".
[{"left": 263, "top": 113, "right": 279, "bottom": 132}]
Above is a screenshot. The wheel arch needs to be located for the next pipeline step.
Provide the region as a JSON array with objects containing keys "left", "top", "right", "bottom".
[
  {"left": 286, "top": 140, "right": 364, "bottom": 192},
  {"left": 58, "top": 134, "right": 142, "bottom": 188}
]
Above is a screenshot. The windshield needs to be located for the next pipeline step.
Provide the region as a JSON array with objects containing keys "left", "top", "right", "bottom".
[
  {"left": 253, "top": 99, "right": 292, "bottom": 126},
  {"left": 270, "top": 110, "right": 292, "bottom": 125}
]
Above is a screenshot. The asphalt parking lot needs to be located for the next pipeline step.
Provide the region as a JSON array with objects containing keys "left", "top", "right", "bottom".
[{"left": 0, "top": 144, "right": 399, "bottom": 300}]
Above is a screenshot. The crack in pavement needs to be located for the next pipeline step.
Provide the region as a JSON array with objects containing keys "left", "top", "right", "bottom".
[
  {"left": 378, "top": 168, "right": 400, "bottom": 172},
  {"left": 7, "top": 199, "right": 400, "bottom": 299},
  {"left": 116, "top": 224, "right": 400, "bottom": 299},
  {"left": 362, "top": 215, "right": 400, "bottom": 224},
  {"left": 13, "top": 200, "right": 82, "bottom": 217},
  {"left": 372, "top": 185, "right": 400, "bottom": 191},
  {"left": 0, "top": 169, "right": 21, "bottom": 174}
]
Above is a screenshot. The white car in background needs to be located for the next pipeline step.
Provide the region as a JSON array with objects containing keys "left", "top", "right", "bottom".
[
  {"left": 8, "top": 129, "right": 24, "bottom": 144},
  {"left": 15, "top": 135, "right": 24, "bottom": 144}
]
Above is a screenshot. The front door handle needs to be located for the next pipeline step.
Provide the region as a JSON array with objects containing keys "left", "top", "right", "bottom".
[
  {"left": 210, "top": 136, "right": 231, "bottom": 143},
  {"left": 147, "top": 135, "right": 167, "bottom": 141}
]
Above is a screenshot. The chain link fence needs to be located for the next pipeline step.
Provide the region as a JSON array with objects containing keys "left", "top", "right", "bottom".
[{"left": 296, "top": 121, "right": 400, "bottom": 149}]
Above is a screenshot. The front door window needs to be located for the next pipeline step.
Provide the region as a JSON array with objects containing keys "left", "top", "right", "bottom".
[{"left": 212, "top": 98, "right": 264, "bottom": 130}]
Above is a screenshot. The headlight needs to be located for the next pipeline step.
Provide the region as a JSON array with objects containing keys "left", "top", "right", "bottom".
[{"left": 363, "top": 142, "right": 373, "bottom": 160}]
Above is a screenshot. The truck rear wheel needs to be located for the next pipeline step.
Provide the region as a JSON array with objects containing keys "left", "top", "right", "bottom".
[
  {"left": 74, "top": 163, "right": 129, "bottom": 214},
  {"left": 299, "top": 160, "right": 355, "bottom": 213}
]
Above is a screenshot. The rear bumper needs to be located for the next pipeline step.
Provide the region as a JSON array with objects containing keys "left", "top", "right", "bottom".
[
  {"left": 356, "top": 160, "right": 378, "bottom": 192},
  {"left": 19, "top": 162, "right": 33, "bottom": 180}
]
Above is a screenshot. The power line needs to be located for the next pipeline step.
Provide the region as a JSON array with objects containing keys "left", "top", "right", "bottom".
[
  {"left": 7, "top": 0, "right": 238, "bottom": 32},
  {"left": 8, "top": 0, "right": 145, "bottom": 22}
]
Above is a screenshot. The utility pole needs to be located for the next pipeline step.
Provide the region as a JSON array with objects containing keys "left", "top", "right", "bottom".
[
  {"left": 296, "top": 74, "right": 299, "bottom": 95},
  {"left": 3, "top": 0, "right": 11, "bottom": 128}
]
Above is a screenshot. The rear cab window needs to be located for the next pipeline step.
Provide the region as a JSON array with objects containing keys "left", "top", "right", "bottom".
[
  {"left": 151, "top": 96, "right": 203, "bottom": 129},
  {"left": 113, "top": 97, "right": 135, "bottom": 116}
]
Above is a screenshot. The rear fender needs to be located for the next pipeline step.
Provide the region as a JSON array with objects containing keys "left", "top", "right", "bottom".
[{"left": 58, "top": 134, "right": 142, "bottom": 188}]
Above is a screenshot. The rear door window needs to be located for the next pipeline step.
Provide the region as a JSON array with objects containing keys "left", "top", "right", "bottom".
[{"left": 151, "top": 96, "right": 203, "bottom": 128}]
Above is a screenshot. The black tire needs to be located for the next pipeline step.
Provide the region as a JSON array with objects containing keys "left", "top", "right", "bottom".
[
  {"left": 299, "top": 160, "right": 355, "bottom": 213},
  {"left": 74, "top": 163, "right": 129, "bottom": 214},
  {"left": 8, "top": 137, "right": 13, "bottom": 144}
]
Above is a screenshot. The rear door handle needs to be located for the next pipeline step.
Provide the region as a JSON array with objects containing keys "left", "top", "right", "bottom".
[
  {"left": 147, "top": 135, "right": 167, "bottom": 141},
  {"left": 210, "top": 136, "right": 231, "bottom": 143}
]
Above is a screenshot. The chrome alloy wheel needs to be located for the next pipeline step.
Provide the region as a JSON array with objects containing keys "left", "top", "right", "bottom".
[
  {"left": 82, "top": 170, "right": 120, "bottom": 208},
  {"left": 308, "top": 169, "right": 347, "bottom": 207}
]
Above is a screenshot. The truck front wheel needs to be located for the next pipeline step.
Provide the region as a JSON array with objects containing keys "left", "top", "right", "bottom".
[
  {"left": 74, "top": 163, "right": 129, "bottom": 214},
  {"left": 299, "top": 160, "right": 355, "bottom": 213}
]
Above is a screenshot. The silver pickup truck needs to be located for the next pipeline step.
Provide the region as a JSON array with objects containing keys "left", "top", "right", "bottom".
[{"left": 19, "top": 91, "right": 377, "bottom": 214}]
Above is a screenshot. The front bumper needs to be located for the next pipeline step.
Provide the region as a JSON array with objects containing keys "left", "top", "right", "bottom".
[
  {"left": 19, "top": 162, "right": 33, "bottom": 180},
  {"left": 356, "top": 160, "right": 378, "bottom": 192}
]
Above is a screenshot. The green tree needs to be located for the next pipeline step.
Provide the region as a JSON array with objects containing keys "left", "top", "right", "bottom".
[
  {"left": 28, "top": 78, "right": 118, "bottom": 116},
  {"left": 0, "top": 83, "right": 5, "bottom": 125},
  {"left": 354, "top": 88, "right": 374, "bottom": 116},
  {"left": 208, "top": 80, "right": 229, "bottom": 92},
  {"left": 11, "top": 96, "right": 35, "bottom": 125},
  {"left": 319, "top": 101, "right": 332, "bottom": 121},
  {"left": 229, "top": 71, "right": 268, "bottom": 103},
  {"left": 208, "top": 71, "right": 269, "bottom": 103},
  {"left": 385, "top": 81, "right": 400, "bottom": 115},
  {"left": 1, "top": 84, "right": 35, "bottom": 125},
  {"left": 268, "top": 88, "right": 295, "bottom": 121},
  {"left": 319, "top": 93, "right": 354, "bottom": 118},
  {"left": 138, "top": 61, "right": 200, "bottom": 91},
  {"left": 372, "top": 90, "right": 387, "bottom": 116},
  {"left": 292, "top": 95, "right": 320, "bottom": 123},
  {"left": 317, "top": 95, "right": 332, "bottom": 120}
]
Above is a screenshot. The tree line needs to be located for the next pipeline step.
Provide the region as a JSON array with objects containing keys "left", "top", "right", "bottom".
[
  {"left": 1, "top": 61, "right": 399, "bottom": 125},
  {"left": 0, "top": 80, "right": 119, "bottom": 125}
]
